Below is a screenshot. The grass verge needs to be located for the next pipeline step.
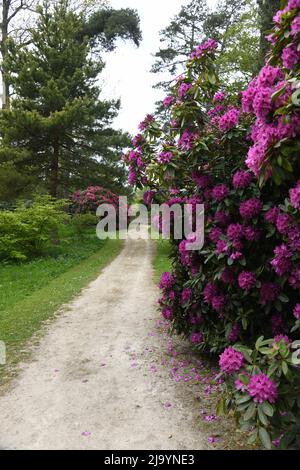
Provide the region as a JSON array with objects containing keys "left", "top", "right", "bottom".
[
  {"left": 152, "top": 238, "right": 172, "bottom": 284},
  {"left": 0, "top": 233, "right": 123, "bottom": 381}
]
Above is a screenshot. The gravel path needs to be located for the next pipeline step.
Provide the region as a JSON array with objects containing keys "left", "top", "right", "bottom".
[{"left": 0, "top": 232, "right": 207, "bottom": 450}]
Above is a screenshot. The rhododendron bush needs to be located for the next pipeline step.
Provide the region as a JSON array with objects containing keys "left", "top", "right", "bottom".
[
  {"left": 70, "top": 186, "right": 121, "bottom": 214},
  {"left": 126, "top": 0, "right": 300, "bottom": 449}
]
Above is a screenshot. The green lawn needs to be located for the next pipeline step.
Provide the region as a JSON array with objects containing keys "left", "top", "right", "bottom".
[
  {"left": 152, "top": 238, "right": 172, "bottom": 284},
  {"left": 0, "top": 230, "right": 123, "bottom": 379}
]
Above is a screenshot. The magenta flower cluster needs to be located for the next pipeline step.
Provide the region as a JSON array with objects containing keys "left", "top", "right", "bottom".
[
  {"left": 190, "top": 332, "right": 204, "bottom": 344},
  {"left": 190, "top": 39, "right": 218, "bottom": 60},
  {"left": 219, "top": 347, "right": 244, "bottom": 374},
  {"left": 238, "top": 271, "right": 256, "bottom": 290},
  {"left": 159, "top": 272, "right": 175, "bottom": 290},
  {"left": 218, "top": 107, "right": 240, "bottom": 132},
  {"left": 239, "top": 199, "right": 262, "bottom": 220},
  {"left": 248, "top": 373, "right": 277, "bottom": 404},
  {"left": 232, "top": 170, "right": 253, "bottom": 189},
  {"left": 290, "top": 180, "right": 300, "bottom": 210}
]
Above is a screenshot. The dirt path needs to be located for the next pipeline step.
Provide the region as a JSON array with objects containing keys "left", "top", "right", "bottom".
[{"left": 0, "top": 232, "right": 208, "bottom": 450}]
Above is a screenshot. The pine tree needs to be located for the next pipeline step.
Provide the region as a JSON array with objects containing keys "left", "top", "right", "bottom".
[{"left": 0, "top": 0, "right": 139, "bottom": 198}]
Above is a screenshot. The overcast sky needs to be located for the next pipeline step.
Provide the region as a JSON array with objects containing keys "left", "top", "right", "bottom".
[{"left": 101, "top": 0, "right": 217, "bottom": 135}]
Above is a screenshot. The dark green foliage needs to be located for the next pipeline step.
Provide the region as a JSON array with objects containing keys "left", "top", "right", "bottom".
[
  {"left": 80, "top": 7, "right": 142, "bottom": 50},
  {"left": 257, "top": 0, "right": 281, "bottom": 68}
]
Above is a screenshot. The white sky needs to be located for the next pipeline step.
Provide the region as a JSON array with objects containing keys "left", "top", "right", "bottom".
[{"left": 101, "top": 0, "right": 217, "bottom": 134}]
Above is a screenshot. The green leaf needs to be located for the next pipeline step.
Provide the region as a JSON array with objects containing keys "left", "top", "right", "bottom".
[
  {"left": 259, "top": 427, "right": 272, "bottom": 450},
  {"left": 243, "top": 402, "right": 256, "bottom": 421},
  {"left": 247, "top": 431, "right": 258, "bottom": 445},
  {"left": 261, "top": 402, "right": 274, "bottom": 417},
  {"left": 236, "top": 394, "right": 251, "bottom": 405},
  {"left": 258, "top": 406, "right": 269, "bottom": 426},
  {"left": 282, "top": 361, "right": 288, "bottom": 376},
  {"left": 216, "top": 398, "right": 225, "bottom": 416},
  {"left": 255, "top": 336, "right": 264, "bottom": 350}
]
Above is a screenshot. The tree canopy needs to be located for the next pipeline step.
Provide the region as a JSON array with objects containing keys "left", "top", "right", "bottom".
[{"left": 151, "top": 0, "right": 261, "bottom": 91}]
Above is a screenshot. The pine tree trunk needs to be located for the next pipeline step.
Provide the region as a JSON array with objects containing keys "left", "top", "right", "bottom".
[
  {"left": 50, "top": 139, "right": 59, "bottom": 198},
  {"left": 1, "top": 1, "right": 10, "bottom": 108},
  {"left": 257, "top": 0, "right": 281, "bottom": 69}
]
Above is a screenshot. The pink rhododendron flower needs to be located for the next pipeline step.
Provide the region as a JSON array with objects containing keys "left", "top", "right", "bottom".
[
  {"left": 239, "top": 199, "right": 262, "bottom": 220},
  {"left": 190, "top": 332, "right": 203, "bottom": 344},
  {"left": 213, "top": 91, "right": 225, "bottom": 102},
  {"left": 257, "top": 65, "right": 284, "bottom": 87},
  {"left": 212, "top": 294, "right": 226, "bottom": 312},
  {"left": 212, "top": 184, "right": 229, "bottom": 201},
  {"left": 181, "top": 288, "right": 192, "bottom": 305},
  {"left": 178, "top": 82, "right": 192, "bottom": 99},
  {"left": 289, "top": 267, "right": 300, "bottom": 289},
  {"left": 227, "top": 223, "right": 244, "bottom": 241},
  {"left": 219, "top": 347, "right": 244, "bottom": 374},
  {"left": 216, "top": 239, "right": 228, "bottom": 255},
  {"left": 259, "top": 282, "right": 280, "bottom": 305},
  {"left": 203, "top": 282, "right": 218, "bottom": 304},
  {"left": 190, "top": 39, "right": 218, "bottom": 59},
  {"left": 143, "top": 190, "right": 155, "bottom": 205},
  {"left": 163, "top": 95, "right": 174, "bottom": 107},
  {"left": 271, "top": 244, "right": 293, "bottom": 275},
  {"left": 128, "top": 169, "right": 137, "bottom": 185},
  {"left": 273, "top": 335, "right": 291, "bottom": 345},
  {"left": 219, "top": 107, "right": 240, "bottom": 132},
  {"left": 290, "top": 180, "right": 300, "bottom": 210},
  {"left": 162, "top": 307, "right": 173, "bottom": 321},
  {"left": 209, "top": 227, "right": 223, "bottom": 243},
  {"left": 159, "top": 272, "right": 175, "bottom": 290},
  {"left": 253, "top": 87, "right": 273, "bottom": 120},
  {"left": 287, "top": 226, "right": 300, "bottom": 251},
  {"left": 159, "top": 151, "right": 173, "bottom": 164},
  {"left": 276, "top": 213, "right": 292, "bottom": 234},
  {"left": 293, "top": 304, "right": 300, "bottom": 319},
  {"left": 138, "top": 114, "right": 155, "bottom": 130},
  {"left": 238, "top": 271, "right": 256, "bottom": 290},
  {"left": 242, "top": 78, "right": 258, "bottom": 113},
  {"left": 230, "top": 251, "right": 243, "bottom": 261},
  {"left": 265, "top": 207, "right": 280, "bottom": 224},
  {"left": 291, "top": 14, "right": 300, "bottom": 34},
  {"left": 288, "top": 0, "right": 300, "bottom": 8},
  {"left": 228, "top": 323, "right": 241, "bottom": 343},
  {"left": 248, "top": 373, "right": 277, "bottom": 404},
  {"left": 208, "top": 104, "right": 225, "bottom": 117},
  {"left": 232, "top": 170, "right": 253, "bottom": 189},
  {"left": 282, "top": 44, "right": 300, "bottom": 70},
  {"left": 178, "top": 130, "right": 197, "bottom": 151}
]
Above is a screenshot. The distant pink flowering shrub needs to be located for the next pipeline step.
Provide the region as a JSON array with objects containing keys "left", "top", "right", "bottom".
[{"left": 71, "top": 186, "right": 121, "bottom": 214}]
